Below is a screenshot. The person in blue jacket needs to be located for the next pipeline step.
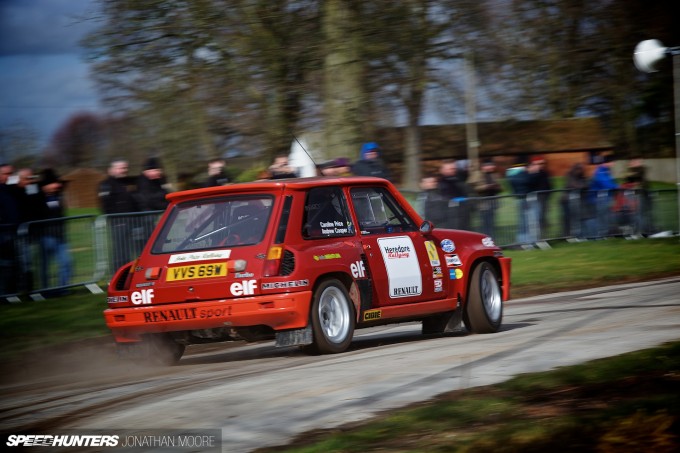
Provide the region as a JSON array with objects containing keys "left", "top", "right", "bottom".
[{"left": 587, "top": 154, "right": 618, "bottom": 238}]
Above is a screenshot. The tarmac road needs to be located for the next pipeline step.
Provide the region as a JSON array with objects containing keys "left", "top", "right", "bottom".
[{"left": 1, "top": 277, "right": 679, "bottom": 452}]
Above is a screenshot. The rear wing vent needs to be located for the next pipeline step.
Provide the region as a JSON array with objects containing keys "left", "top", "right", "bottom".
[{"left": 280, "top": 250, "right": 295, "bottom": 276}]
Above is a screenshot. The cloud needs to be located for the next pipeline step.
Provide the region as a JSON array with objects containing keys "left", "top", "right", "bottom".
[{"left": 0, "top": 0, "right": 99, "bottom": 57}]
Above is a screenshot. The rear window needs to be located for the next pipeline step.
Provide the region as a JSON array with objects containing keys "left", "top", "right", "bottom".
[{"left": 152, "top": 195, "right": 273, "bottom": 253}]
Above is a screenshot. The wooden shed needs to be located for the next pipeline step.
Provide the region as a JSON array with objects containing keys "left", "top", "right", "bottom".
[{"left": 61, "top": 168, "right": 107, "bottom": 209}]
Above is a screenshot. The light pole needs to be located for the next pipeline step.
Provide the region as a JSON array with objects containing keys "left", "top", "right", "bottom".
[{"left": 634, "top": 39, "right": 680, "bottom": 235}]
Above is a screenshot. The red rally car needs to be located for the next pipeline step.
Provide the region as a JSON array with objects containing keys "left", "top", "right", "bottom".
[{"left": 104, "top": 177, "right": 511, "bottom": 364}]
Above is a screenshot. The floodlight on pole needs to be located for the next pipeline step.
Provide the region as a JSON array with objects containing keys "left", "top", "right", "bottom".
[{"left": 634, "top": 39, "right": 680, "bottom": 236}]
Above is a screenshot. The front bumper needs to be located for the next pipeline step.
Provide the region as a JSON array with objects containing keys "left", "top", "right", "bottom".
[{"left": 104, "top": 290, "right": 313, "bottom": 342}]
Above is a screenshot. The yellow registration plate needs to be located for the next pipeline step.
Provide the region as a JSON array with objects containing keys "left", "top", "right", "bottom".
[{"left": 166, "top": 263, "right": 228, "bottom": 281}]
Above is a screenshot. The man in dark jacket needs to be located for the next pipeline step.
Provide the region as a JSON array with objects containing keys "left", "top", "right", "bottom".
[
  {"left": 37, "top": 168, "right": 73, "bottom": 291},
  {"left": 437, "top": 159, "right": 469, "bottom": 229},
  {"left": 98, "top": 159, "right": 138, "bottom": 272},
  {"left": 98, "top": 159, "right": 137, "bottom": 214}
]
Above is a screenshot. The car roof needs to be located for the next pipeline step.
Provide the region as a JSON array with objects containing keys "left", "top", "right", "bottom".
[{"left": 166, "top": 176, "right": 392, "bottom": 204}]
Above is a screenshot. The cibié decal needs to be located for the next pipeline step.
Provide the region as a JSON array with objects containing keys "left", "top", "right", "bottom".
[{"left": 445, "top": 254, "right": 462, "bottom": 267}]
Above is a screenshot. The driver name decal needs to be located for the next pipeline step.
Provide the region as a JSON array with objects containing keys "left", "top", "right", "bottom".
[{"left": 378, "top": 236, "right": 422, "bottom": 298}]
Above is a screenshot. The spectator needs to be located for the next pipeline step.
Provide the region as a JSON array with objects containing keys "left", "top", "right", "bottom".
[
  {"left": 0, "top": 163, "right": 20, "bottom": 295},
  {"left": 352, "top": 142, "right": 390, "bottom": 179},
  {"left": 98, "top": 159, "right": 137, "bottom": 214},
  {"left": 416, "top": 174, "right": 447, "bottom": 226},
  {"left": 98, "top": 159, "right": 138, "bottom": 272},
  {"left": 437, "top": 159, "right": 469, "bottom": 229},
  {"left": 474, "top": 159, "right": 503, "bottom": 237},
  {"left": 623, "top": 157, "right": 652, "bottom": 235},
  {"left": 205, "top": 157, "right": 230, "bottom": 187},
  {"left": 14, "top": 168, "right": 44, "bottom": 292},
  {"left": 135, "top": 157, "right": 169, "bottom": 211},
  {"left": 587, "top": 154, "right": 618, "bottom": 238},
  {"left": 506, "top": 157, "right": 541, "bottom": 245},
  {"left": 319, "top": 158, "right": 353, "bottom": 177},
  {"left": 268, "top": 154, "right": 298, "bottom": 179},
  {"left": 531, "top": 156, "right": 553, "bottom": 239},
  {"left": 37, "top": 168, "right": 73, "bottom": 293},
  {"left": 559, "top": 163, "right": 589, "bottom": 238}
]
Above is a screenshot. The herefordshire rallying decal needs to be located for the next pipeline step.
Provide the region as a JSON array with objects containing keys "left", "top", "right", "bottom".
[
  {"left": 168, "top": 250, "right": 231, "bottom": 264},
  {"left": 378, "top": 236, "right": 422, "bottom": 298}
]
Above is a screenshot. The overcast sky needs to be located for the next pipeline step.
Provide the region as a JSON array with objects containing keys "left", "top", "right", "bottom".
[{"left": 0, "top": 0, "right": 101, "bottom": 149}]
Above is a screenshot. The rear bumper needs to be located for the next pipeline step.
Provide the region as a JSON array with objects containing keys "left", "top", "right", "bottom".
[{"left": 104, "top": 291, "right": 313, "bottom": 342}]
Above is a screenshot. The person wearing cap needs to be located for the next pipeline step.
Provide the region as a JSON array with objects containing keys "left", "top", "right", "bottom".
[
  {"left": 135, "top": 157, "right": 169, "bottom": 211},
  {"left": 37, "top": 168, "right": 73, "bottom": 292},
  {"left": 352, "top": 142, "right": 390, "bottom": 179}
]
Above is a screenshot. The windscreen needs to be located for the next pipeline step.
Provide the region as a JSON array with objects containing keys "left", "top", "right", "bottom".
[{"left": 151, "top": 195, "right": 273, "bottom": 253}]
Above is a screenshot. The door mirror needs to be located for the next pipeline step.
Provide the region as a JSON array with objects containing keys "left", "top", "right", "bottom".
[{"left": 419, "top": 220, "right": 434, "bottom": 234}]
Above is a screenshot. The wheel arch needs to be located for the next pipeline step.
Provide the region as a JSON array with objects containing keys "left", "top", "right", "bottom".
[
  {"left": 462, "top": 256, "right": 504, "bottom": 307},
  {"left": 310, "top": 272, "right": 358, "bottom": 319}
]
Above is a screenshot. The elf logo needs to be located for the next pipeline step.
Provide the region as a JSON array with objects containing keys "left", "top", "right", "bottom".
[
  {"left": 231, "top": 280, "right": 257, "bottom": 296},
  {"left": 131, "top": 289, "right": 155, "bottom": 305},
  {"left": 351, "top": 260, "right": 366, "bottom": 279}
]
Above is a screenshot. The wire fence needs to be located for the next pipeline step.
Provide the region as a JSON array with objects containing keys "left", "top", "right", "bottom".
[{"left": 1, "top": 189, "right": 677, "bottom": 301}]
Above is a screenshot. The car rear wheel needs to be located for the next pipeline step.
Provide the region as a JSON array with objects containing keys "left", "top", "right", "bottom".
[
  {"left": 465, "top": 262, "right": 503, "bottom": 333},
  {"left": 116, "top": 333, "right": 185, "bottom": 366},
  {"left": 308, "top": 279, "right": 355, "bottom": 354}
]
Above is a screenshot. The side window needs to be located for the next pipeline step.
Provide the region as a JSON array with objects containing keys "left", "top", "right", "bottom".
[
  {"left": 350, "top": 187, "right": 417, "bottom": 235},
  {"left": 303, "top": 187, "right": 355, "bottom": 239}
]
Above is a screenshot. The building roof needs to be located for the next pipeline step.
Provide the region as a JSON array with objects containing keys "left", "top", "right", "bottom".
[{"left": 378, "top": 117, "right": 613, "bottom": 160}]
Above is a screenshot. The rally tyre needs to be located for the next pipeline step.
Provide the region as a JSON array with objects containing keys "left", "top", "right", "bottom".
[
  {"left": 308, "top": 279, "right": 355, "bottom": 354},
  {"left": 117, "top": 333, "right": 185, "bottom": 366},
  {"left": 465, "top": 262, "right": 503, "bottom": 333}
]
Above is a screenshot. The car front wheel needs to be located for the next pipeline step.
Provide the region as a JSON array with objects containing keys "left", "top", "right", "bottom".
[
  {"left": 308, "top": 279, "right": 355, "bottom": 354},
  {"left": 465, "top": 262, "right": 503, "bottom": 333}
]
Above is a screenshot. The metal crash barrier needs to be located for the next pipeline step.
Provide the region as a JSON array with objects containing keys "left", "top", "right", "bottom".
[
  {"left": 417, "top": 189, "right": 678, "bottom": 247},
  {"left": 94, "top": 211, "right": 164, "bottom": 281},
  {"left": 1, "top": 190, "right": 677, "bottom": 301}
]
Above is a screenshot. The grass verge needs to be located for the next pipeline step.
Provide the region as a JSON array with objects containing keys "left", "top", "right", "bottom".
[{"left": 256, "top": 341, "right": 680, "bottom": 452}]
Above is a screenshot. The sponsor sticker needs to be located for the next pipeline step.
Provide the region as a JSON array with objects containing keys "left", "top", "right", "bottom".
[
  {"left": 166, "top": 263, "right": 227, "bottom": 281},
  {"left": 424, "top": 240, "right": 440, "bottom": 266},
  {"left": 314, "top": 253, "right": 342, "bottom": 261},
  {"left": 445, "top": 254, "right": 462, "bottom": 267},
  {"left": 449, "top": 268, "right": 464, "bottom": 280},
  {"left": 378, "top": 236, "right": 422, "bottom": 298},
  {"left": 433, "top": 266, "right": 443, "bottom": 278},
  {"left": 107, "top": 296, "right": 128, "bottom": 303},
  {"left": 363, "top": 309, "right": 382, "bottom": 321},
  {"left": 434, "top": 279, "right": 443, "bottom": 292},
  {"left": 440, "top": 238, "right": 455, "bottom": 253},
  {"left": 168, "top": 250, "right": 231, "bottom": 264},
  {"left": 261, "top": 280, "right": 310, "bottom": 290},
  {"left": 482, "top": 237, "right": 496, "bottom": 247}
]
